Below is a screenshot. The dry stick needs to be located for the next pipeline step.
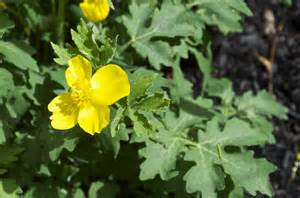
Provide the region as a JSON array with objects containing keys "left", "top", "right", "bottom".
[{"left": 268, "top": 23, "right": 284, "bottom": 93}]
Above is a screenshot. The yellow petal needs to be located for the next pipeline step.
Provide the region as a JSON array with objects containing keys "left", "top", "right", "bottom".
[
  {"left": 77, "top": 102, "right": 110, "bottom": 135},
  {"left": 48, "top": 93, "right": 77, "bottom": 112},
  {"left": 66, "top": 55, "right": 92, "bottom": 89},
  {"left": 90, "top": 64, "right": 130, "bottom": 106},
  {"left": 48, "top": 93, "right": 79, "bottom": 130},
  {"left": 50, "top": 111, "right": 78, "bottom": 130},
  {"left": 80, "top": 0, "right": 110, "bottom": 22}
]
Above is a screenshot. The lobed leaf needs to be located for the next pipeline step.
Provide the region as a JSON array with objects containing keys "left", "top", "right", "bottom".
[
  {"left": 0, "top": 41, "right": 39, "bottom": 72},
  {"left": 236, "top": 90, "right": 288, "bottom": 119},
  {"left": 189, "top": 0, "right": 253, "bottom": 33},
  {"left": 120, "top": 1, "right": 204, "bottom": 69}
]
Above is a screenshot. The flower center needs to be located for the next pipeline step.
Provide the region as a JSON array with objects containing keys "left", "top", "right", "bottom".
[{"left": 71, "top": 82, "right": 92, "bottom": 107}]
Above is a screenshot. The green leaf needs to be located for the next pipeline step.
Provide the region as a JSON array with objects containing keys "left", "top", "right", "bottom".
[
  {"left": 200, "top": 118, "right": 270, "bottom": 147},
  {"left": 128, "top": 69, "right": 160, "bottom": 106},
  {"left": 4, "top": 86, "right": 31, "bottom": 119},
  {"left": 71, "top": 20, "right": 117, "bottom": 67},
  {"left": 190, "top": 44, "right": 213, "bottom": 92},
  {"left": 88, "top": 181, "right": 120, "bottom": 198},
  {"left": 251, "top": 116, "right": 275, "bottom": 144},
  {"left": 180, "top": 97, "right": 214, "bottom": 119},
  {"left": 48, "top": 132, "right": 79, "bottom": 161},
  {"left": 72, "top": 189, "right": 85, "bottom": 198},
  {"left": 92, "top": 26, "right": 118, "bottom": 66},
  {"left": 21, "top": 3, "right": 42, "bottom": 31},
  {"left": 102, "top": 123, "right": 129, "bottom": 158},
  {"left": 182, "top": 118, "right": 275, "bottom": 196},
  {"left": 229, "top": 186, "right": 244, "bottom": 198},
  {"left": 120, "top": 1, "right": 204, "bottom": 69},
  {"left": 183, "top": 149, "right": 224, "bottom": 197},
  {"left": 27, "top": 70, "right": 45, "bottom": 106},
  {"left": 0, "top": 179, "right": 22, "bottom": 198},
  {"left": 51, "top": 42, "right": 74, "bottom": 65},
  {"left": 134, "top": 41, "right": 172, "bottom": 70},
  {"left": 171, "top": 58, "right": 193, "bottom": 102},
  {"left": 151, "top": 2, "right": 203, "bottom": 38},
  {"left": 0, "top": 41, "right": 39, "bottom": 71},
  {"left": 0, "top": 13, "right": 14, "bottom": 37},
  {"left": 0, "top": 122, "right": 5, "bottom": 144},
  {"left": 173, "top": 40, "right": 190, "bottom": 59},
  {"left": 71, "top": 20, "right": 97, "bottom": 61},
  {"left": 88, "top": 182, "right": 104, "bottom": 198},
  {"left": 222, "top": 152, "right": 275, "bottom": 196},
  {"left": 190, "top": 0, "right": 252, "bottom": 33},
  {"left": 128, "top": 69, "right": 170, "bottom": 137},
  {"left": 207, "top": 78, "right": 234, "bottom": 104},
  {"left": 138, "top": 109, "right": 203, "bottom": 181},
  {"left": 236, "top": 90, "right": 288, "bottom": 119},
  {"left": 110, "top": 106, "right": 126, "bottom": 137},
  {"left": 37, "top": 165, "right": 51, "bottom": 176},
  {"left": 128, "top": 109, "right": 154, "bottom": 136},
  {"left": 139, "top": 139, "right": 184, "bottom": 180},
  {"left": 108, "top": 0, "right": 115, "bottom": 10},
  {"left": 0, "top": 145, "right": 23, "bottom": 166},
  {"left": 43, "top": 66, "right": 67, "bottom": 89},
  {"left": 212, "top": 118, "right": 271, "bottom": 146},
  {"left": 111, "top": 124, "right": 129, "bottom": 158},
  {"left": 134, "top": 92, "right": 170, "bottom": 112},
  {"left": 0, "top": 68, "right": 14, "bottom": 103},
  {"left": 164, "top": 110, "right": 204, "bottom": 136}
]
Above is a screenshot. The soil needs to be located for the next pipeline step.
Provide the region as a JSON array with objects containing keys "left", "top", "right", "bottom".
[{"left": 211, "top": 0, "right": 300, "bottom": 197}]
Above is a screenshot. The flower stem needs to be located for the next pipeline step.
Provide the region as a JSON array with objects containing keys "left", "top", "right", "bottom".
[{"left": 56, "top": 0, "right": 68, "bottom": 46}]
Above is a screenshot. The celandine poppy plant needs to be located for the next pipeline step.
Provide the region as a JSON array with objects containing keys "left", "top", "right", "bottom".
[
  {"left": 48, "top": 55, "right": 130, "bottom": 135},
  {"left": 80, "top": 0, "right": 110, "bottom": 22}
]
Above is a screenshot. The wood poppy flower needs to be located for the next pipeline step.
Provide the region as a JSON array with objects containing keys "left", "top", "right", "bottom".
[{"left": 48, "top": 55, "right": 130, "bottom": 135}]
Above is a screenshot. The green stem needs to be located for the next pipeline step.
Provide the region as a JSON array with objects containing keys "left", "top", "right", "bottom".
[
  {"left": 118, "top": 28, "right": 158, "bottom": 56},
  {"left": 51, "top": 0, "right": 56, "bottom": 17},
  {"left": 57, "top": 0, "right": 68, "bottom": 46},
  {"left": 118, "top": 39, "right": 134, "bottom": 56},
  {"left": 217, "top": 144, "right": 222, "bottom": 159},
  {"left": 177, "top": 137, "right": 199, "bottom": 148},
  {"left": 177, "top": 137, "right": 221, "bottom": 159}
]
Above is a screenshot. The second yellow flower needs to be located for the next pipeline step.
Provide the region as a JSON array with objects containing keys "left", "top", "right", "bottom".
[{"left": 80, "top": 0, "right": 110, "bottom": 22}]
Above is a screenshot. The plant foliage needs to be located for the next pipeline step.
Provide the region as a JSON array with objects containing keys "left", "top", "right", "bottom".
[{"left": 0, "top": 0, "right": 288, "bottom": 197}]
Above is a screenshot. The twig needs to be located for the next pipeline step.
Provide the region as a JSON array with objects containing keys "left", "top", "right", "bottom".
[{"left": 268, "top": 22, "right": 284, "bottom": 93}]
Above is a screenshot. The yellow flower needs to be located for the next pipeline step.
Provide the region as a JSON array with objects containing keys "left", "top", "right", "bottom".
[
  {"left": 80, "top": 0, "right": 110, "bottom": 22},
  {"left": 48, "top": 55, "right": 130, "bottom": 135}
]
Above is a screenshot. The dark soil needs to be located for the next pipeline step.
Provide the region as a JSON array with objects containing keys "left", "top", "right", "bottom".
[{"left": 212, "top": 0, "right": 300, "bottom": 197}]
